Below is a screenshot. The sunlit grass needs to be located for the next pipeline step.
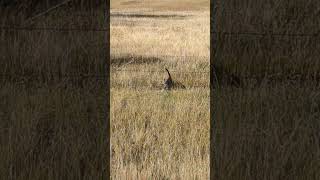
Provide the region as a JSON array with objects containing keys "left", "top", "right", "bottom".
[{"left": 110, "top": 0, "right": 210, "bottom": 179}]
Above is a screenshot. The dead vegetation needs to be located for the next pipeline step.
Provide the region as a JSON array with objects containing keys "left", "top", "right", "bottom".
[
  {"left": 0, "top": 3, "right": 108, "bottom": 179},
  {"left": 212, "top": 0, "right": 320, "bottom": 179},
  {"left": 111, "top": 0, "right": 209, "bottom": 179}
]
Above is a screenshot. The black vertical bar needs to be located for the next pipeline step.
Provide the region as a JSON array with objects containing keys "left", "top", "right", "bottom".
[
  {"left": 105, "top": 0, "right": 110, "bottom": 178},
  {"left": 210, "top": 0, "right": 219, "bottom": 179}
]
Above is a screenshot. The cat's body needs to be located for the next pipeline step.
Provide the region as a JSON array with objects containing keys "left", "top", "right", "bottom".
[
  {"left": 164, "top": 68, "right": 186, "bottom": 90},
  {"left": 164, "top": 68, "right": 174, "bottom": 90}
]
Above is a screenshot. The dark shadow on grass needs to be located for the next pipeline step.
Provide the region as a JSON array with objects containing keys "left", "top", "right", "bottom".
[
  {"left": 111, "top": 13, "right": 189, "bottom": 19},
  {"left": 212, "top": 64, "right": 320, "bottom": 89},
  {"left": 111, "top": 55, "right": 163, "bottom": 66}
]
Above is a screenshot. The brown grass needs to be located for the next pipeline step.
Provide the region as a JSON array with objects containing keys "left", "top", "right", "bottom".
[
  {"left": 212, "top": 0, "right": 320, "bottom": 179},
  {"left": 0, "top": 5, "right": 108, "bottom": 179},
  {"left": 111, "top": 0, "right": 209, "bottom": 11},
  {"left": 111, "top": 0, "right": 210, "bottom": 179}
]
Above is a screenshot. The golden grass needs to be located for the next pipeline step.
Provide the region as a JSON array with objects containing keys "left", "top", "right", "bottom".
[
  {"left": 111, "top": 11, "right": 209, "bottom": 58},
  {"left": 111, "top": 89, "right": 209, "bottom": 179},
  {"left": 111, "top": 0, "right": 209, "bottom": 11},
  {"left": 111, "top": 0, "right": 210, "bottom": 179}
]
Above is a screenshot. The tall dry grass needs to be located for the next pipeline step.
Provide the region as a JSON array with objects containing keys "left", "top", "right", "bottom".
[
  {"left": 111, "top": 0, "right": 210, "bottom": 179},
  {"left": 0, "top": 5, "right": 108, "bottom": 179},
  {"left": 111, "top": 0, "right": 209, "bottom": 12},
  {"left": 212, "top": 0, "right": 320, "bottom": 179},
  {"left": 111, "top": 89, "right": 209, "bottom": 179}
]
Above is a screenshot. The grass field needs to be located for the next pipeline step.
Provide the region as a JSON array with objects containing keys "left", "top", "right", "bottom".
[
  {"left": 211, "top": 1, "right": 320, "bottom": 179},
  {"left": 0, "top": 4, "right": 108, "bottom": 179},
  {"left": 112, "top": 0, "right": 319, "bottom": 179},
  {"left": 2, "top": 0, "right": 318, "bottom": 179},
  {"left": 111, "top": 0, "right": 210, "bottom": 179}
]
